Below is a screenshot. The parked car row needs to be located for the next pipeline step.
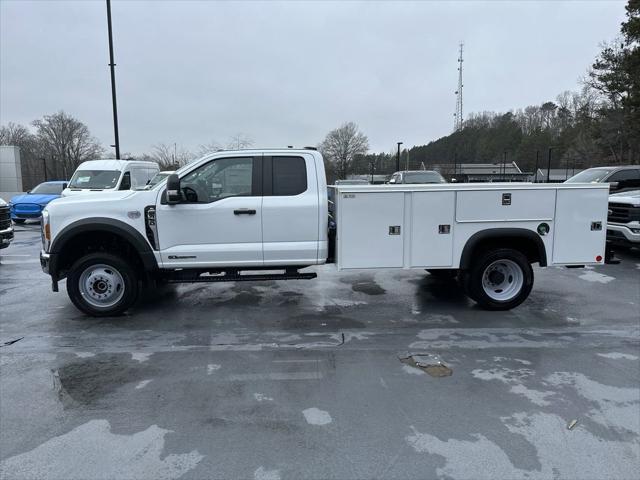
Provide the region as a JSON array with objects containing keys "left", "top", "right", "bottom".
[{"left": 6, "top": 160, "right": 162, "bottom": 224}]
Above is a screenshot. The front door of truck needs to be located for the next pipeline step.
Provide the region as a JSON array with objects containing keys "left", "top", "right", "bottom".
[{"left": 155, "top": 155, "right": 263, "bottom": 268}]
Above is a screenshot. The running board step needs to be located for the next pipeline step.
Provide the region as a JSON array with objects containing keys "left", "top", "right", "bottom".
[{"left": 164, "top": 270, "right": 317, "bottom": 284}]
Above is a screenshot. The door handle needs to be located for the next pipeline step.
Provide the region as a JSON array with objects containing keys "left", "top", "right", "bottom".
[{"left": 234, "top": 208, "right": 256, "bottom": 215}]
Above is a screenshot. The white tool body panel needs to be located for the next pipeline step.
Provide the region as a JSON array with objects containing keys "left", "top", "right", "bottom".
[{"left": 332, "top": 183, "right": 609, "bottom": 270}]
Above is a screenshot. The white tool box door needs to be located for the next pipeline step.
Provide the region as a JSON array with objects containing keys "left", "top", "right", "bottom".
[
  {"left": 410, "top": 191, "right": 455, "bottom": 267},
  {"left": 338, "top": 192, "right": 404, "bottom": 269},
  {"left": 552, "top": 188, "right": 608, "bottom": 264}
]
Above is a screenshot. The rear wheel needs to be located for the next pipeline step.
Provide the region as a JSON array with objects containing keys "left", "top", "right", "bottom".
[
  {"left": 466, "top": 248, "right": 533, "bottom": 310},
  {"left": 67, "top": 253, "right": 139, "bottom": 316}
]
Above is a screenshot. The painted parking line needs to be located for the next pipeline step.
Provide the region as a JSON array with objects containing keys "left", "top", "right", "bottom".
[{"left": 226, "top": 372, "right": 324, "bottom": 381}]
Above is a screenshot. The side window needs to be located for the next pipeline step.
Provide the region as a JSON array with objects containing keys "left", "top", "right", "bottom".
[
  {"left": 180, "top": 157, "right": 253, "bottom": 203},
  {"left": 119, "top": 171, "right": 131, "bottom": 190},
  {"left": 272, "top": 156, "right": 307, "bottom": 196},
  {"left": 608, "top": 170, "right": 638, "bottom": 182}
]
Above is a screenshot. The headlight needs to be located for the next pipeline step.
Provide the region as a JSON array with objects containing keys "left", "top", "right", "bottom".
[{"left": 41, "top": 210, "right": 51, "bottom": 252}]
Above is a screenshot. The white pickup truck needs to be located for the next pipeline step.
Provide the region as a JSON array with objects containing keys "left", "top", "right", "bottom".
[{"left": 40, "top": 148, "right": 612, "bottom": 316}]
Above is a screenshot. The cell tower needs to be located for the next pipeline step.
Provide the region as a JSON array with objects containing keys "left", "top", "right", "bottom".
[{"left": 453, "top": 43, "right": 464, "bottom": 131}]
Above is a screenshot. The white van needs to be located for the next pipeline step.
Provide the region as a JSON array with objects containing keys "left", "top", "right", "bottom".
[{"left": 62, "top": 160, "right": 160, "bottom": 197}]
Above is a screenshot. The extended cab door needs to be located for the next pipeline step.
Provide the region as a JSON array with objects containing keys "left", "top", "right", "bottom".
[
  {"left": 155, "top": 155, "right": 263, "bottom": 268},
  {"left": 261, "top": 154, "right": 319, "bottom": 265}
]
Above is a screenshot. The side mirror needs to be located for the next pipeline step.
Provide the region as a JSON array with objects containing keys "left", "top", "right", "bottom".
[
  {"left": 26, "top": 190, "right": 31, "bottom": 194},
  {"left": 62, "top": 183, "right": 68, "bottom": 189},
  {"left": 166, "top": 174, "right": 182, "bottom": 204},
  {"left": 388, "top": 178, "right": 396, "bottom": 184},
  {"left": 608, "top": 181, "right": 620, "bottom": 190}
]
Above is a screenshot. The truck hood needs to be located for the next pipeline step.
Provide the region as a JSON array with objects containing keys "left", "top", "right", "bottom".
[
  {"left": 52, "top": 190, "right": 137, "bottom": 205},
  {"left": 609, "top": 190, "right": 640, "bottom": 207}
]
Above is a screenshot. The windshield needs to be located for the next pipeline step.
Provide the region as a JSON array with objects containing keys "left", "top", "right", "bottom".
[
  {"left": 68, "top": 170, "right": 121, "bottom": 189},
  {"left": 30, "top": 183, "right": 64, "bottom": 195},
  {"left": 143, "top": 172, "right": 171, "bottom": 189},
  {"left": 565, "top": 169, "right": 613, "bottom": 183},
  {"left": 404, "top": 172, "right": 446, "bottom": 184}
]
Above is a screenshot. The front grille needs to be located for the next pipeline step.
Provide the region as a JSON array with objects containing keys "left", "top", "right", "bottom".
[
  {"left": 608, "top": 203, "right": 640, "bottom": 224},
  {"left": 0, "top": 205, "right": 11, "bottom": 230},
  {"left": 13, "top": 202, "right": 41, "bottom": 213}
]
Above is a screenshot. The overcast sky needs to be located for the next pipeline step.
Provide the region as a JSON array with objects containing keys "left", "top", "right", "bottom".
[{"left": 0, "top": 0, "right": 627, "bottom": 156}]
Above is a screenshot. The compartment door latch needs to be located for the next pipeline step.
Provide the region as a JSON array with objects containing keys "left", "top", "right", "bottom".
[{"left": 388, "top": 226, "right": 401, "bottom": 235}]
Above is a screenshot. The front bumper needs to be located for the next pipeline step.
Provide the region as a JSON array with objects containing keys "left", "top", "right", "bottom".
[
  {"left": 40, "top": 250, "right": 50, "bottom": 273},
  {"left": 11, "top": 212, "right": 42, "bottom": 219},
  {"left": 607, "top": 222, "right": 640, "bottom": 245},
  {"left": 40, "top": 250, "right": 59, "bottom": 291},
  {"left": 0, "top": 226, "right": 14, "bottom": 248}
]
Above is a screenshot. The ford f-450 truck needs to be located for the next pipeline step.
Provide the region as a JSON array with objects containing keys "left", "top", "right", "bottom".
[{"left": 40, "top": 148, "right": 611, "bottom": 316}]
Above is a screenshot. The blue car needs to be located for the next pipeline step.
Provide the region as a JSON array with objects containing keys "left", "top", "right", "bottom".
[{"left": 9, "top": 181, "right": 67, "bottom": 224}]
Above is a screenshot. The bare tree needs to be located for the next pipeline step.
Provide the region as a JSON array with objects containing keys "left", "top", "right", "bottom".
[
  {"left": 32, "top": 111, "right": 103, "bottom": 179},
  {"left": 149, "top": 143, "right": 193, "bottom": 169},
  {"left": 197, "top": 140, "right": 223, "bottom": 156},
  {"left": 227, "top": 133, "right": 253, "bottom": 150},
  {"left": 319, "top": 122, "right": 369, "bottom": 179}
]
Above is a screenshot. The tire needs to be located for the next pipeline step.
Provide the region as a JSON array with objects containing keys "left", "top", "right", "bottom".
[
  {"left": 12, "top": 219, "right": 26, "bottom": 224},
  {"left": 67, "top": 253, "right": 139, "bottom": 316},
  {"left": 426, "top": 269, "right": 458, "bottom": 280},
  {"left": 466, "top": 248, "right": 533, "bottom": 310}
]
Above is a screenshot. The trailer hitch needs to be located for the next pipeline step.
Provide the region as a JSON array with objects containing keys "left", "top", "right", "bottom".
[{"left": 604, "top": 243, "right": 621, "bottom": 265}]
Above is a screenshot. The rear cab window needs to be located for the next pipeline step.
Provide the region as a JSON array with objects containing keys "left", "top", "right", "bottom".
[{"left": 272, "top": 156, "right": 307, "bottom": 196}]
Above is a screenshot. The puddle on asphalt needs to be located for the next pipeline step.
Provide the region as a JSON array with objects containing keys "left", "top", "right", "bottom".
[
  {"left": 399, "top": 352, "right": 453, "bottom": 377},
  {"left": 339, "top": 275, "right": 386, "bottom": 296},
  {"left": 53, "top": 354, "right": 156, "bottom": 406}
]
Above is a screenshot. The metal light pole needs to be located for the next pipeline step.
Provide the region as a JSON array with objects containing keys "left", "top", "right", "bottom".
[
  {"left": 396, "top": 142, "right": 403, "bottom": 172},
  {"left": 453, "top": 152, "right": 457, "bottom": 177},
  {"left": 106, "top": 0, "right": 121, "bottom": 159},
  {"left": 533, "top": 150, "right": 539, "bottom": 183},
  {"left": 503, "top": 151, "right": 507, "bottom": 181}
]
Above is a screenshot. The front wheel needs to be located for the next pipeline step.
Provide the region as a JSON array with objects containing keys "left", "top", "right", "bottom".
[
  {"left": 465, "top": 248, "right": 533, "bottom": 310},
  {"left": 67, "top": 253, "right": 139, "bottom": 316}
]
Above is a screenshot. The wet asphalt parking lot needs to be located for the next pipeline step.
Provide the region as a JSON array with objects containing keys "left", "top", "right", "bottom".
[{"left": 1, "top": 223, "right": 639, "bottom": 480}]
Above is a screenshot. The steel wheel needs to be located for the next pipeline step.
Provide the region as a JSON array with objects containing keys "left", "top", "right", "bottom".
[
  {"left": 481, "top": 259, "right": 524, "bottom": 302},
  {"left": 78, "top": 263, "right": 125, "bottom": 309}
]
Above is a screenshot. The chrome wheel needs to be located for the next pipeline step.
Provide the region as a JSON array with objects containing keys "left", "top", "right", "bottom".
[
  {"left": 78, "top": 263, "right": 125, "bottom": 309},
  {"left": 481, "top": 259, "right": 524, "bottom": 302}
]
